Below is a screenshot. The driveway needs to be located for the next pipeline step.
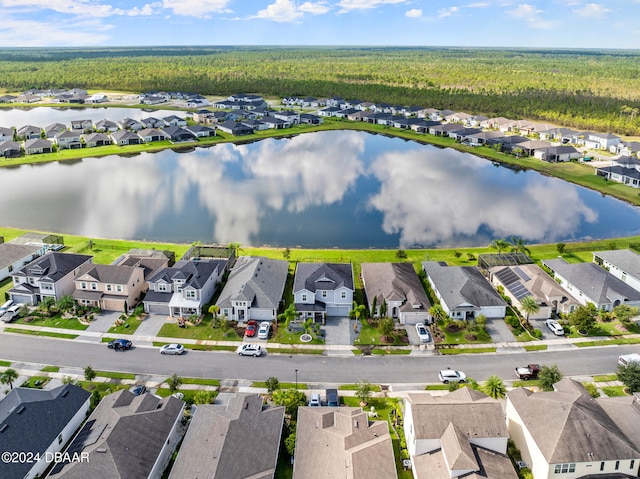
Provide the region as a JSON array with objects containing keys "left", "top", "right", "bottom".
[
  {"left": 85, "top": 311, "right": 121, "bottom": 333},
  {"left": 134, "top": 314, "right": 168, "bottom": 339},
  {"left": 324, "top": 316, "right": 355, "bottom": 347},
  {"left": 484, "top": 318, "right": 518, "bottom": 344}
]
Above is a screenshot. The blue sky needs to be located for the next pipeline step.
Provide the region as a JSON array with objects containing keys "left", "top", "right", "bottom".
[{"left": 0, "top": 0, "right": 638, "bottom": 49}]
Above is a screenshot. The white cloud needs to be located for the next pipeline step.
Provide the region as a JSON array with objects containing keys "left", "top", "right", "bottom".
[
  {"left": 572, "top": 3, "right": 610, "bottom": 18},
  {"left": 1, "top": 0, "right": 160, "bottom": 17},
  {"left": 337, "top": 0, "right": 407, "bottom": 13},
  {"left": 0, "top": 18, "right": 111, "bottom": 45},
  {"left": 299, "top": 1, "right": 330, "bottom": 14},
  {"left": 405, "top": 8, "right": 422, "bottom": 17},
  {"left": 162, "top": 0, "right": 231, "bottom": 16},
  {"left": 466, "top": 2, "right": 489, "bottom": 7},
  {"left": 438, "top": 6, "right": 459, "bottom": 17},
  {"left": 254, "top": 0, "right": 304, "bottom": 22},
  {"left": 507, "top": 3, "right": 553, "bottom": 29}
]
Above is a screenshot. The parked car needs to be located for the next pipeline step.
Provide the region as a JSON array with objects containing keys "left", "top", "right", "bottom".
[
  {"left": 415, "top": 323, "right": 431, "bottom": 343},
  {"left": 236, "top": 343, "right": 262, "bottom": 357},
  {"left": 160, "top": 343, "right": 184, "bottom": 355},
  {"left": 245, "top": 320, "right": 257, "bottom": 338},
  {"left": 618, "top": 353, "right": 640, "bottom": 367},
  {"left": 1, "top": 304, "right": 21, "bottom": 323},
  {"left": 438, "top": 369, "right": 467, "bottom": 384},
  {"left": 546, "top": 319, "right": 565, "bottom": 336},
  {"left": 132, "top": 385, "right": 146, "bottom": 396},
  {"left": 0, "top": 300, "right": 14, "bottom": 316},
  {"left": 309, "top": 393, "right": 321, "bottom": 407},
  {"left": 107, "top": 338, "right": 132, "bottom": 351},
  {"left": 326, "top": 388, "right": 339, "bottom": 407},
  {"left": 258, "top": 321, "right": 271, "bottom": 339},
  {"left": 515, "top": 364, "right": 541, "bottom": 380}
]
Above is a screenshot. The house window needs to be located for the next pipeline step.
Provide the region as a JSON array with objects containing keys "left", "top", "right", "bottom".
[
  {"left": 157, "top": 283, "right": 167, "bottom": 292},
  {"left": 615, "top": 461, "right": 620, "bottom": 471},
  {"left": 40, "top": 283, "right": 53, "bottom": 291},
  {"left": 322, "top": 290, "right": 327, "bottom": 298},
  {"left": 554, "top": 464, "right": 576, "bottom": 474},
  {"left": 8, "top": 265, "right": 12, "bottom": 273},
  {"left": 91, "top": 283, "right": 97, "bottom": 290},
  {"left": 106, "top": 284, "right": 112, "bottom": 292},
  {"left": 302, "top": 294, "right": 307, "bottom": 302},
  {"left": 185, "top": 290, "right": 196, "bottom": 299},
  {"left": 116, "top": 285, "right": 123, "bottom": 292},
  {"left": 601, "top": 462, "right": 605, "bottom": 471},
  {"left": 341, "top": 291, "right": 346, "bottom": 299}
]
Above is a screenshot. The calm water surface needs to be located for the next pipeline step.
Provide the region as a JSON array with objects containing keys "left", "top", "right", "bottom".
[{"left": 1, "top": 130, "right": 639, "bottom": 248}]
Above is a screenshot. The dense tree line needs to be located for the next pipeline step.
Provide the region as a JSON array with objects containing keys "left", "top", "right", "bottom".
[{"left": 0, "top": 47, "right": 639, "bottom": 134}]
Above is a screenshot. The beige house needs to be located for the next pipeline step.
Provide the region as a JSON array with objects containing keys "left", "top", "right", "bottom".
[
  {"left": 73, "top": 264, "right": 145, "bottom": 312},
  {"left": 293, "top": 407, "right": 397, "bottom": 479},
  {"left": 404, "top": 388, "right": 516, "bottom": 479},
  {"left": 507, "top": 379, "right": 640, "bottom": 479}
]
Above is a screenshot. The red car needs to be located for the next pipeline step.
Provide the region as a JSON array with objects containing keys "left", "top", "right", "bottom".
[{"left": 245, "top": 320, "right": 257, "bottom": 338}]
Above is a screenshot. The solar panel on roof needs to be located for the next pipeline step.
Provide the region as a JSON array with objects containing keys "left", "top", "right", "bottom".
[
  {"left": 50, "top": 420, "right": 107, "bottom": 474},
  {"left": 514, "top": 266, "right": 531, "bottom": 282}
]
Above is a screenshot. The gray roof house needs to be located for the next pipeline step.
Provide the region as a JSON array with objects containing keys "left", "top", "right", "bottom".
[
  {"left": 49, "top": 390, "right": 184, "bottom": 479},
  {"left": 9, "top": 252, "right": 93, "bottom": 305},
  {"left": 361, "top": 262, "right": 431, "bottom": 324},
  {"left": 541, "top": 258, "right": 640, "bottom": 311},
  {"left": 422, "top": 261, "right": 507, "bottom": 320},
  {"left": 0, "top": 384, "right": 90, "bottom": 479},
  {"left": 169, "top": 393, "right": 284, "bottom": 479},
  {"left": 24, "top": 138, "right": 53, "bottom": 154},
  {"left": 216, "top": 256, "right": 288, "bottom": 322},
  {"left": 506, "top": 379, "right": 640, "bottom": 479},
  {"left": 293, "top": 262, "right": 354, "bottom": 322},
  {"left": 82, "top": 132, "right": 112, "bottom": 147},
  {"left": 593, "top": 249, "right": 640, "bottom": 293},
  {"left": 293, "top": 407, "right": 397, "bottom": 479},
  {"left": 110, "top": 130, "right": 141, "bottom": 146},
  {"left": 0, "top": 242, "right": 41, "bottom": 282},
  {"left": 404, "top": 389, "right": 516, "bottom": 479},
  {"left": 533, "top": 145, "right": 582, "bottom": 162}
]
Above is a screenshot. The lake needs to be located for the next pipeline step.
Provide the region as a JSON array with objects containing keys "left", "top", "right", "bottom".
[{"left": 1, "top": 128, "right": 639, "bottom": 248}]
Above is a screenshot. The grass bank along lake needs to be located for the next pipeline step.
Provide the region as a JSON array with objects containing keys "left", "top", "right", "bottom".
[{"left": 2, "top": 130, "right": 640, "bottom": 248}]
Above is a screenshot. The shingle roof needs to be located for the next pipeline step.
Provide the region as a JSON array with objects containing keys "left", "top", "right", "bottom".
[
  {"left": 148, "top": 259, "right": 227, "bottom": 291},
  {"left": 76, "top": 264, "right": 140, "bottom": 285},
  {"left": 593, "top": 249, "right": 640, "bottom": 283},
  {"left": 294, "top": 262, "right": 354, "bottom": 293},
  {"left": 12, "top": 252, "right": 92, "bottom": 282},
  {"left": 0, "top": 243, "right": 40, "bottom": 271},
  {"left": 361, "top": 262, "right": 431, "bottom": 313}
]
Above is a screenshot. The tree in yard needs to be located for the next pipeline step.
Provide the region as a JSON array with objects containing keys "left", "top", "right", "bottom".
[
  {"left": 617, "top": 362, "right": 640, "bottom": 393},
  {"left": 57, "top": 295, "right": 76, "bottom": 313},
  {"left": 278, "top": 303, "right": 298, "bottom": 328},
  {"left": 568, "top": 304, "right": 597, "bottom": 333},
  {"left": 613, "top": 304, "right": 640, "bottom": 322},
  {"left": 90, "top": 389, "right": 101, "bottom": 411},
  {"left": 519, "top": 296, "right": 540, "bottom": 321},
  {"left": 272, "top": 388, "right": 307, "bottom": 420},
  {"left": 356, "top": 380, "right": 373, "bottom": 406},
  {"left": 429, "top": 304, "right": 448, "bottom": 323},
  {"left": 208, "top": 304, "right": 220, "bottom": 319},
  {"left": 378, "top": 317, "right": 395, "bottom": 338},
  {"left": 19, "top": 304, "right": 30, "bottom": 319},
  {"left": 284, "top": 431, "right": 297, "bottom": 456},
  {"left": 474, "top": 314, "right": 487, "bottom": 332},
  {"left": 350, "top": 303, "right": 366, "bottom": 323},
  {"left": 0, "top": 368, "right": 18, "bottom": 390},
  {"left": 556, "top": 242, "right": 566, "bottom": 254},
  {"left": 282, "top": 247, "right": 291, "bottom": 260},
  {"left": 193, "top": 390, "right": 214, "bottom": 405},
  {"left": 539, "top": 364, "right": 563, "bottom": 391},
  {"left": 380, "top": 300, "right": 387, "bottom": 318},
  {"left": 396, "top": 249, "right": 407, "bottom": 259},
  {"left": 266, "top": 377, "right": 280, "bottom": 394},
  {"left": 39, "top": 296, "right": 57, "bottom": 316},
  {"left": 481, "top": 375, "right": 506, "bottom": 399},
  {"left": 166, "top": 374, "right": 183, "bottom": 394},
  {"left": 228, "top": 242, "right": 242, "bottom": 257},
  {"left": 489, "top": 238, "right": 510, "bottom": 254},
  {"left": 84, "top": 365, "right": 96, "bottom": 382},
  {"left": 509, "top": 236, "right": 531, "bottom": 255},
  {"left": 453, "top": 250, "right": 462, "bottom": 259},
  {"left": 371, "top": 295, "right": 378, "bottom": 318}
]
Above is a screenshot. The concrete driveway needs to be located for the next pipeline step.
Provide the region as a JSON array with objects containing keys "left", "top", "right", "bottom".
[
  {"left": 484, "top": 317, "right": 518, "bottom": 343},
  {"left": 85, "top": 311, "right": 121, "bottom": 333}
]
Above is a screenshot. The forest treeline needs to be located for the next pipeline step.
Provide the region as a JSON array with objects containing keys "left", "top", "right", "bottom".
[{"left": 0, "top": 46, "right": 639, "bottom": 135}]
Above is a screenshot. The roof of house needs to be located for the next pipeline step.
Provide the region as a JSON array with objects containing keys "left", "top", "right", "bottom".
[
  {"left": 75, "top": 264, "right": 141, "bottom": 285},
  {"left": 535, "top": 145, "right": 580, "bottom": 155},
  {"left": 593, "top": 249, "right": 640, "bottom": 282},
  {"left": 294, "top": 407, "right": 397, "bottom": 479},
  {"left": 412, "top": 444, "right": 518, "bottom": 479},
  {"left": 216, "top": 256, "right": 288, "bottom": 311},
  {"left": 24, "top": 138, "right": 52, "bottom": 149},
  {"left": 507, "top": 379, "right": 640, "bottom": 464},
  {"left": 148, "top": 258, "right": 227, "bottom": 290},
  {"left": 48, "top": 390, "right": 184, "bottom": 479},
  {"left": 597, "top": 165, "right": 640, "bottom": 180},
  {"left": 361, "top": 262, "right": 431, "bottom": 312},
  {"left": 0, "top": 140, "right": 20, "bottom": 151},
  {"left": 169, "top": 393, "right": 284, "bottom": 479},
  {"left": 0, "top": 385, "right": 90, "bottom": 479},
  {"left": 82, "top": 132, "right": 111, "bottom": 142},
  {"left": 12, "top": 252, "right": 92, "bottom": 282},
  {"left": 422, "top": 261, "right": 506, "bottom": 310},
  {"left": 110, "top": 130, "right": 139, "bottom": 141},
  {"left": 294, "top": 262, "right": 354, "bottom": 293},
  {"left": 542, "top": 258, "right": 640, "bottom": 304},
  {"left": 0, "top": 243, "right": 40, "bottom": 270}
]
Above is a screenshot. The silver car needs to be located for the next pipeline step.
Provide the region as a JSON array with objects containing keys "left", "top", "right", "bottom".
[{"left": 545, "top": 319, "right": 565, "bottom": 336}]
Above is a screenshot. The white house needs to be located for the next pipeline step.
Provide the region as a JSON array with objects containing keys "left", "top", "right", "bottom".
[
  {"left": 0, "top": 243, "right": 41, "bottom": 282},
  {"left": 593, "top": 249, "right": 640, "bottom": 293},
  {"left": 293, "top": 262, "right": 354, "bottom": 322}
]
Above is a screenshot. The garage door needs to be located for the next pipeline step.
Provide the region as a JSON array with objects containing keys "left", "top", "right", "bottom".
[
  {"left": 250, "top": 309, "right": 275, "bottom": 321},
  {"left": 146, "top": 302, "right": 170, "bottom": 315},
  {"left": 10, "top": 294, "right": 34, "bottom": 305},
  {"left": 326, "top": 305, "right": 350, "bottom": 317},
  {"left": 401, "top": 312, "right": 430, "bottom": 325}
]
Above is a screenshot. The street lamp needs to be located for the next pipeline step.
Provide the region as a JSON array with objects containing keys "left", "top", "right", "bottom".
[{"left": 295, "top": 369, "right": 298, "bottom": 389}]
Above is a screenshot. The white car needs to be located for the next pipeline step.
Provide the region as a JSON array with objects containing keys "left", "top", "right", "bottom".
[
  {"left": 258, "top": 321, "right": 271, "bottom": 340},
  {"left": 0, "top": 300, "right": 14, "bottom": 316},
  {"left": 546, "top": 319, "right": 565, "bottom": 336},
  {"left": 415, "top": 323, "right": 431, "bottom": 343},
  {"left": 438, "top": 369, "right": 467, "bottom": 384},
  {"left": 160, "top": 343, "right": 185, "bottom": 355},
  {"left": 1, "top": 304, "right": 21, "bottom": 323},
  {"left": 309, "top": 393, "right": 321, "bottom": 407},
  {"left": 237, "top": 343, "right": 263, "bottom": 357}
]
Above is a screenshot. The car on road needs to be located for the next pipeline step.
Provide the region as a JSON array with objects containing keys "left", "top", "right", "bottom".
[
  {"left": 326, "top": 388, "right": 339, "bottom": 407},
  {"left": 415, "top": 323, "right": 431, "bottom": 343},
  {"left": 0, "top": 300, "right": 14, "bottom": 316},
  {"left": 107, "top": 338, "right": 132, "bottom": 351},
  {"left": 1, "top": 304, "right": 21, "bottom": 323},
  {"left": 245, "top": 320, "right": 257, "bottom": 338},
  {"left": 438, "top": 369, "right": 467, "bottom": 384},
  {"left": 309, "top": 393, "right": 321, "bottom": 407},
  {"left": 515, "top": 363, "right": 541, "bottom": 380},
  {"left": 546, "top": 319, "right": 565, "bottom": 336},
  {"left": 236, "top": 343, "right": 263, "bottom": 357},
  {"left": 160, "top": 343, "right": 185, "bottom": 355},
  {"left": 258, "top": 321, "right": 271, "bottom": 340},
  {"left": 132, "top": 385, "right": 146, "bottom": 396},
  {"left": 618, "top": 353, "right": 640, "bottom": 367}
]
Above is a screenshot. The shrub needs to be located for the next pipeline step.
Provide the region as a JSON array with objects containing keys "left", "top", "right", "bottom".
[{"left": 582, "top": 382, "right": 599, "bottom": 398}]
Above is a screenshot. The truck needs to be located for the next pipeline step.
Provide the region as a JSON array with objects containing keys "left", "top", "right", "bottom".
[{"left": 515, "top": 364, "right": 541, "bottom": 380}]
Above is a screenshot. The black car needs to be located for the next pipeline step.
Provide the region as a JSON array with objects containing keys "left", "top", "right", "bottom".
[
  {"left": 132, "top": 385, "right": 146, "bottom": 396},
  {"left": 326, "top": 388, "right": 339, "bottom": 407},
  {"left": 107, "top": 339, "right": 132, "bottom": 351}
]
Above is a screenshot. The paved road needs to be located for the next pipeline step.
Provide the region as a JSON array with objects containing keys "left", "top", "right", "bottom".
[{"left": 1, "top": 334, "right": 638, "bottom": 384}]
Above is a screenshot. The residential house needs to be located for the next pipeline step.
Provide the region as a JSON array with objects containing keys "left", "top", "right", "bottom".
[
  {"left": 82, "top": 132, "right": 112, "bottom": 147},
  {"left": 261, "top": 116, "right": 290, "bottom": 129},
  {"left": 293, "top": 407, "right": 397, "bottom": 479},
  {"left": 72, "top": 263, "right": 146, "bottom": 312},
  {"left": 69, "top": 119, "right": 93, "bottom": 131},
  {"left": 17, "top": 125, "right": 42, "bottom": 140},
  {"left": 404, "top": 389, "right": 517, "bottom": 479},
  {"left": 593, "top": 249, "right": 640, "bottom": 293},
  {"left": 595, "top": 157, "right": 640, "bottom": 188},
  {"left": 293, "top": 262, "right": 354, "bottom": 322},
  {"left": 0, "top": 140, "right": 21, "bottom": 158},
  {"left": 318, "top": 106, "right": 342, "bottom": 117},
  {"left": 0, "top": 243, "right": 41, "bottom": 282},
  {"left": 273, "top": 110, "right": 300, "bottom": 124},
  {"left": 94, "top": 119, "right": 119, "bottom": 132},
  {"left": 299, "top": 113, "right": 323, "bottom": 125},
  {"left": 110, "top": 130, "right": 141, "bottom": 146},
  {"left": 533, "top": 145, "right": 582, "bottom": 162},
  {"left": 23, "top": 138, "right": 53, "bottom": 155},
  {"left": 84, "top": 93, "right": 108, "bottom": 104},
  {"left": 361, "top": 262, "right": 431, "bottom": 324},
  {"left": 0, "top": 126, "right": 14, "bottom": 141},
  {"left": 140, "top": 117, "right": 165, "bottom": 129},
  {"left": 489, "top": 264, "right": 580, "bottom": 319},
  {"left": 512, "top": 139, "right": 552, "bottom": 156},
  {"left": 110, "top": 249, "right": 171, "bottom": 281},
  {"left": 444, "top": 111, "right": 473, "bottom": 123},
  {"left": 169, "top": 393, "right": 284, "bottom": 479},
  {"left": 506, "top": 379, "right": 640, "bottom": 479},
  {"left": 185, "top": 124, "right": 215, "bottom": 138},
  {"left": 0, "top": 385, "right": 90, "bottom": 479},
  {"left": 9, "top": 252, "right": 93, "bottom": 305},
  {"left": 143, "top": 258, "right": 228, "bottom": 317},
  {"left": 428, "top": 123, "right": 464, "bottom": 136},
  {"left": 48, "top": 390, "right": 184, "bottom": 479},
  {"left": 334, "top": 108, "right": 359, "bottom": 118},
  {"left": 216, "top": 120, "right": 253, "bottom": 136},
  {"left": 422, "top": 261, "right": 507, "bottom": 320},
  {"left": 162, "top": 115, "right": 187, "bottom": 127},
  {"left": 542, "top": 258, "right": 640, "bottom": 311},
  {"left": 241, "top": 119, "right": 268, "bottom": 131},
  {"left": 583, "top": 132, "right": 620, "bottom": 150},
  {"left": 0, "top": 94, "right": 17, "bottom": 103},
  {"left": 410, "top": 120, "right": 441, "bottom": 134},
  {"left": 44, "top": 123, "right": 67, "bottom": 138},
  {"left": 480, "top": 117, "right": 513, "bottom": 131},
  {"left": 163, "top": 125, "right": 196, "bottom": 142},
  {"left": 117, "top": 118, "right": 143, "bottom": 131},
  {"left": 464, "top": 130, "right": 505, "bottom": 146},
  {"left": 448, "top": 127, "right": 482, "bottom": 141},
  {"left": 137, "top": 128, "right": 169, "bottom": 143},
  {"left": 54, "top": 130, "right": 83, "bottom": 149},
  {"left": 614, "top": 140, "right": 640, "bottom": 158},
  {"left": 14, "top": 94, "right": 40, "bottom": 103},
  {"left": 216, "top": 256, "right": 288, "bottom": 322}
]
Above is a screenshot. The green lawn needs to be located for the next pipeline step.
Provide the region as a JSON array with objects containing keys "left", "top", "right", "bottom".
[
  {"left": 78, "top": 380, "right": 130, "bottom": 398},
  {"left": 40, "top": 366, "right": 60, "bottom": 372},
  {"left": 252, "top": 381, "right": 307, "bottom": 390},
  {"left": 353, "top": 320, "right": 409, "bottom": 346},
  {"left": 17, "top": 313, "right": 88, "bottom": 330},
  {"left": 176, "top": 377, "right": 220, "bottom": 386},
  {"left": 94, "top": 370, "right": 136, "bottom": 380},
  {"left": 20, "top": 376, "right": 50, "bottom": 388},
  {"left": 438, "top": 347, "right": 497, "bottom": 355},
  {"left": 523, "top": 345, "right": 548, "bottom": 352},
  {"left": 575, "top": 337, "right": 640, "bottom": 347},
  {"left": 155, "top": 388, "right": 217, "bottom": 404},
  {"left": 593, "top": 374, "right": 618, "bottom": 382},
  {"left": 4, "top": 328, "right": 79, "bottom": 339},
  {"left": 157, "top": 316, "right": 242, "bottom": 341},
  {"left": 272, "top": 322, "right": 325, "bottom": 345},
  {"left": 438, "top": 324, "right": 492, "bottom": 345},
  {"left": 601, "top": 386, "right": 628, "bottom": 397},
  {"left": 339, "top": 384, "right": 382, "bottom": 392},
  {"left": 108, "top": 316, "right": 144, "bottom": 335}
]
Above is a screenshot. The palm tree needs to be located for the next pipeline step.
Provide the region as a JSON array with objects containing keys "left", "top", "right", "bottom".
[
  {"left": 509, "top": 236, "right": 531, "bottom": 255},
  {"left": 166, "top": 374, "right": 183, "bottom": 394},
  {"left": 429, "top": 304, "right": 447, "bottom": 322},
  {"left": 0, "top": 368, "right": 18, "bottom": 390},
  {"left": 481, "top": 375, "right": 506, "bottom": 399},
  {"left": 489, "top": 238, "right": 510, "bottom": 254},
  {"left": 208, "top": 304, "right": 220, "bottom": 319},
  {"left": 519, "top": 296, "right": 540, "bottom": 321}
]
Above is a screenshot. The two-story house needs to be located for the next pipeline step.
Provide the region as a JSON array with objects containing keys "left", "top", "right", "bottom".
[
  {"left": 143, "top": 259, "right": 228, "bottom": 318},
  {"left": 0, "top": 243, "right": 41, "bottom": 282},
  {"left": 9, "top": 252, "right": 93, "bottom": 305},
  {"left": 72, "top": 264, "right": 145, "bottom": 312},
  {"left": 293, "top": 262, "right": 354, "bottom": 323}
]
